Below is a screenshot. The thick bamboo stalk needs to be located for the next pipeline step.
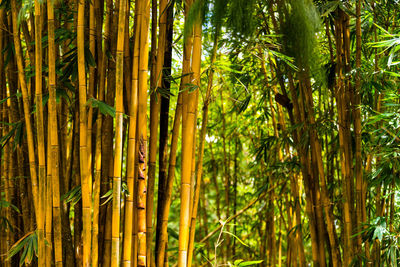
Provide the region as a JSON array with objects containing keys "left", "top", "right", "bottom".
[
  {"left": 34, "top": 1, "right": 47, "bottom": 264},
  {"left": 187, "top": 31, "right": 217, "bottom": 267},
  {"left": 178, "top": 9, "right": 200, "bottom": 266},
  {"left": 122, "top": 0, "right": 141, "bottom": 264},
  {"left": 137, "top": 0, "right": 151, "bottom": 265},
  {"left": 77, "top": 0, "right": 91, "bottom": 264},
  {"left": 47, "top": 1, "right": 63, "bottom": 265},
  {"left": 111, "top": 0, "right": 127, "bottom": 264}
]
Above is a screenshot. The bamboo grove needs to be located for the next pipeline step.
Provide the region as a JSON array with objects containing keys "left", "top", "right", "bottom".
[{"left": 2, "top": 0, "right": 400, "bottom": 266}]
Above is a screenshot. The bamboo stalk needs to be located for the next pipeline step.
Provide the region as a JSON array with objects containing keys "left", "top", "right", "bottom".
[
  {"left": 187, "top": 31, "right": 217, "bottom": 267},
  {"left": 47, "top": 1, "right": 63, "bottom": 265},
  {"left": 111, "top": 0, "right": 127, "bottom": 264},
  {"left": 355, "top": 0, "right": 363, "bottom": 263},
  {"left": 77, "top": 0, "right": 91, "bottom": 264},
  {"left": 87, "top": 0, "right": 96, "bottom": 207},
  {"left": 122, "top": 0, "right": 141, "bottom": 264},
  {"left": 148, "top": 0, "right": 169, "bottom": 263},
  {"left": 178, "top": 7, "right": 200, "bottom": 265},
  {"left": 92, "top": 0, "right": 108, "bottom": 264},
  {"left": 137, "top": 0, "right": 151, "bottom": 265},
  {"left": 34, "top": 1, "right": 47, "bottom": 264},
  {"left": 155, "top": 1, "right": 173, "bottom": 264}
]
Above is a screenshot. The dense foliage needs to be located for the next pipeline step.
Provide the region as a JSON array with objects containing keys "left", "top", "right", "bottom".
[{"left": 1, "top": 0, "right": 400, "bottom": 266}]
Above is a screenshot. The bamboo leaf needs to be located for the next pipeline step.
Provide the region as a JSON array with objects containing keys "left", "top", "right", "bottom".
[
  {"left": 87, "top": 98, "right": 116, "bottom": 118},
  {"left": 222, "top": 230, "right": 249, "bottom": 247}
]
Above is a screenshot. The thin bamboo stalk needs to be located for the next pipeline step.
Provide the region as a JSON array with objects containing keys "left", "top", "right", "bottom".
[
  {"left": 46, "top": 119, "right": 53, "bottom": 267},
  {"left": 87, "top": 0, "right": 96, "bottom": 206},
  {"left": 355, "top": 0, "right": 363, "bottom": 262},
  {"left": 34, "top": 0, "right": 47, "bottom": 263},
  {"left": 0, "top": 11, "right": 6, "bottom": 263},
  {"left": 92, "top": 0, "right": 108, "bottom": 264},
  {"left": 148, "top": 0, "right": 169, "bottom": 263},
  {"left": 155, "top": 1, "right": 173, "bottom": 263}
]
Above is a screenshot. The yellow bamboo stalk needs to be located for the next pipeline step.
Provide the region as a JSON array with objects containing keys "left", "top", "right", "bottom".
[
  {"left": 77, "top": 0, "right": 91, "bottom": 264},
  {"left": 5, "top": 99, "right": 12, "bottom": 267},
  {"left": 47, "top": 1, "right": 63, "bottom": 265},
  {"left": 187, "top": 30, "right": 217, "bottom": 267},
  {"left": 155, "top": 6, "right": 193, "bottom": 264},
  {"left": 45, "top": 119, "right": 53, "bottom": 267},
  {"left": 87, "top": 0, "right": 96, "bottom": 204},
  {"left": 178, "top": 3, "right": 200, "bottom": 266},
  {"left": 137, "top": 0, "right": 151, "bottom": 264},
  {"left": 133, "top": 130, "right": 140, "bottom": 267},
  {"left": 111, "top": 0, "right": 127, "bottom": 264},
  {"left": 33, "top": 1, "right": 47, "bottom": 265},
  {"left": 122, "top": 0, "right": 141, "bottom": 264}
]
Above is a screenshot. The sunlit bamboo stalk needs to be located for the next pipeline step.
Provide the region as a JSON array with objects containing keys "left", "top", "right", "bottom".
[
  {"left": 77, "top": 0, "right": 91, "bottom": 264},
  {"left": 137, "top": 0, "right": 151, "bottom": 265},
  {"left": 47, "top": 1, "right": 63, "bottom": 265},
  {"left": 111, "top": 0, "right": 127, "bottom": 264},
  {"left": 122, "top": 0, "right": 141, "bottom": 264}
]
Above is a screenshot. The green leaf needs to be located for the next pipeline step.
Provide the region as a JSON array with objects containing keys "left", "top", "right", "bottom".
[
  {"left": 167, "top": 227, "right": 179, "bottom": 240},
  {"left": 101, "top": 189, "right": 113, "bottom": 206},
  {"left": 238, "top": 260, "right": 263, "bottom": 266},
  {"left": 87, "top": 98, "right": 116, "bottom": 118},
  {"left": 234, "top": 259, "right": 244, "bottom": 266},
  {"left": 222, "top": 231, "right": 249, "bottom": 247},
  {"left": 62, "top": 185, "right": 81, "bottom": 206}
]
